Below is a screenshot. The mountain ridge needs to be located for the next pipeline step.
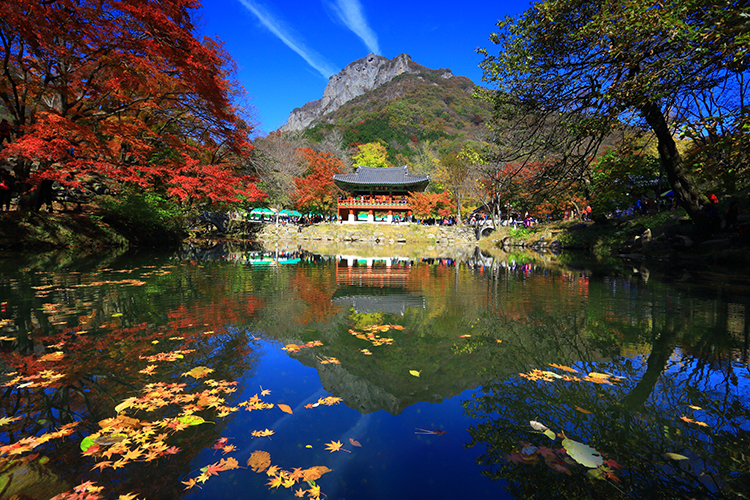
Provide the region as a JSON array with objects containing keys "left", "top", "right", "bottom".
[{"left": 279, "top": 53, "right": 454, "bottom": 132}]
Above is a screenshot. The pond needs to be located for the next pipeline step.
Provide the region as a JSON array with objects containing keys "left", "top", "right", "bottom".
[{"left": 0, "top": 243, "right": 748, "bottom": 500}]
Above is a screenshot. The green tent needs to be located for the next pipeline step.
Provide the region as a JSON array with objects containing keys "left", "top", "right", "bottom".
[
  {"left": 279, "top": 209, "right": 302, "bottom": 217},
  {"left": 250, "top": 208, "right": 276, "bottom": 215}
]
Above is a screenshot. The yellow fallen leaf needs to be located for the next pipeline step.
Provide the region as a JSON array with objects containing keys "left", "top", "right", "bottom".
[
  {"left": 409, "top": 370, "right": 421, "bottom": 377},
  {"left": 181, "top": 366, "right": 215, "bottom": 379},
  {"left": 277, "top": 404, "right": 293, "bottom": 415},
  {"left": 664, "top": 452, "right": 689, "bottom": 460},
  {"left": 39, "top": 352, "right": 65, "bottom": 362}
]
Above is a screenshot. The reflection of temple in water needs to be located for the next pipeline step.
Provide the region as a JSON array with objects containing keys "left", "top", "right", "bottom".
[
  {"left": 335, "top": 255, "right": 413, "bottom": 287},
  {"left": 332, "top": 256, "right": 425, "bottom": 315}
]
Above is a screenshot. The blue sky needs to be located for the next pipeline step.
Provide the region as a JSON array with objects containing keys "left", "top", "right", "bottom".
[{"left": 198, "top": 0, "right": 533, "bottom": 136}]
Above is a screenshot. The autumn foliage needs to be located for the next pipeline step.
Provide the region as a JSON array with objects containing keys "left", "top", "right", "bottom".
[
  {"left": 294, "top": 148, "right": 344, "bottom": 214},
  {"left": 0, "top": 0, "right": 264, "bottom": 205},
  {"left": 407, "top": 190, "right": 455, "bottom": 219}
]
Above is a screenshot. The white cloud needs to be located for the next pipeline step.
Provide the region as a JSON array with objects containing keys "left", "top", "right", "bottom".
[
  {"left": 237, "top": 0, "right": 339, "bottom": 78},
  {"left": 327, "top": 0, "right": 381, "bottom": 55}
]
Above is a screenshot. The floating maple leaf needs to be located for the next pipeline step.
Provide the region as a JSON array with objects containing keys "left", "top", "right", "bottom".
[
  {"left": 324, "top": 440, "right": 349, "bottom": 453},
  {"left": 317, "top": 396, "right": 342, "bottom": 406},
  {"left": 181, "top": 366, "right": 214, "bottom": 379},
  {"left": 252, "top": 428, "right": 274, "bottom": 438}
]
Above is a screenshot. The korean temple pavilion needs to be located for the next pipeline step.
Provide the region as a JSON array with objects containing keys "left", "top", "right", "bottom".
[{"left": 333, "top": 165, "right": 430, "bottom": 223}]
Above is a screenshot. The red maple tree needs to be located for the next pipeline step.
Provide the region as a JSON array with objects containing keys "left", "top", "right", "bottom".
[
  {"left": 0, "top": 0, "right": 264, "bottom": 204},
  {"left": 294, "top": 148, "right": 344, "bottom": 214},
  {"left": 408, "top": 190, "right": 455, "bottom": 219}
]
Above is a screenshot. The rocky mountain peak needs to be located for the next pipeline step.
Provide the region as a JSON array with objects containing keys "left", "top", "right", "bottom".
[{"left": 279, "top": 53, "right": 451, "bottom": 132}]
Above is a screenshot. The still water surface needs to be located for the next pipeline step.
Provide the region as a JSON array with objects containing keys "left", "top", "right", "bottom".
[{"left": 1, "top": 244, "right": 748, "bottom": 499}]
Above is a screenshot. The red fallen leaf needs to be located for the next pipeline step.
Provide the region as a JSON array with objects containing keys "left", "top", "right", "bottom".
[
  {"left": 163, "top": 446, "right": 181, "bottom": 455},
  {"left": 212, "top": 437, "right": 228, "bottom": 449},
  {"left": 349, "top": 438, "right": 362, "bottom": 447},
  {"left": 82, "top": 444, "right": 101, "bottom": 456}
]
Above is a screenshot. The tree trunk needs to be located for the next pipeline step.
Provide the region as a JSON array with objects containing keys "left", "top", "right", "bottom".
[{"left": 638, "top": 100, "right": 715, "bottom": 237}]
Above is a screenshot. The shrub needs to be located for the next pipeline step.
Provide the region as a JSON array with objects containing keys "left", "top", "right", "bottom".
[{"left": 99, "top": 192, "right": 187, "bottom": 246}]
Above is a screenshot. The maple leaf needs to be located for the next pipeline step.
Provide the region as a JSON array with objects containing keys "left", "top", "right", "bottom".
[
  {"left": 267, "top": 475, "right": 284, "bottom": 489},
  {"left": 139, "top": 365, "right": 158, "bottom": 375},
  {"left": 308, "top": 483, "right": 322, "bottom": 499},
  {"left": 252, "top": 429, "right": 274, "bottom": 438},
  {"left": 324, "top": 440, "right": 346, "bottom": 453},
  {"left": 260, "top": 387, "right": 271, "bottom": 396},
  {"left": 163, "top": 446, "right": 181, "bottom": 455},
  {"left": 122, "top": 448, "right": 142, "bottom": 461},
  {"left": 201, "top": 461, "right": 224, "bottom": 477},
  {"left": 318, "top": 396, "right": 342, "bottom": 406},
  {"left": 289, "top": 468, "right": 305, "bottom": 482},
  {"left": 112, "top": 459, "right": 128, "bottom": 470},
  {"left": 182, "top": 477, "right": 199, "bottom": 490},
  {"left": 117, "top": 493, "right": 140, "bottom": 500},
  {"left": 266, "top": 465, "right": 280, "bottom": 476},
  {"left": 294, "top": 488, "right": 305, "bottom": 497},
  {"left": 91, "top": 461, "right": 113, "bottom": 472}
]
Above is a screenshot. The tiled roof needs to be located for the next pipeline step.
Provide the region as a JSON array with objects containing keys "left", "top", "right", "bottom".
[{"left": 333, "top": 166, "right": 430, "bottom": 186}]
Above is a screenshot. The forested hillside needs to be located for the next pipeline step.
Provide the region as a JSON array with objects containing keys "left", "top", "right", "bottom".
[{"left": 303, "top": 71, "right": 492, "bottom": 165}]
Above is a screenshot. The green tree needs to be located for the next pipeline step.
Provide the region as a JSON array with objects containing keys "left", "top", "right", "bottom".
[
  {"left": 589, "top": 145, "right": 663, "bottom": 216},
  {"left": 478, "top": 0, "right": 749, "bottom": 237},
  {"left": 351, "top": 141, "right": 390, "bottom": 167}
]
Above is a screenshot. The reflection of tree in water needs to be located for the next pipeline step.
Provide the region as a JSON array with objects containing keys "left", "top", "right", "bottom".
[
  {"left": 462, "top": 286, "right": 750, "bottom": 499},
  {"left": 0, "top": 258, "right": 263, "bottom": 499}
]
